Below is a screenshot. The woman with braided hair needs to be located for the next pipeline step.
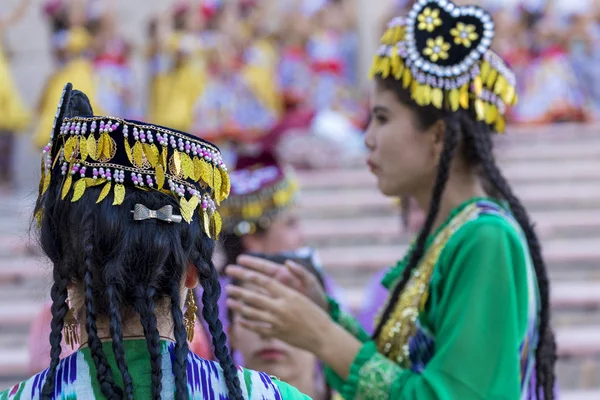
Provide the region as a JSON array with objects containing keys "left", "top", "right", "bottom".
[
  {"left": 224, "top": 0, "right": 557, "bottom": 399},
  {"left": 0, "top": 83, "right": 308, "bottom": 400}
]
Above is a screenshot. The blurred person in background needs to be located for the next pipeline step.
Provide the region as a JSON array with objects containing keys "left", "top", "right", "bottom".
[
  {"left": 0, "top": 0, "right": 31, "bottom": 192},
  {"left": 87, "top": 0, "right": 138, "bottom": 119},
  {"left": 225, "top": 1, "right": 557, "bottom": 398},
  {"left": 227, "top": 252, "right": 338, "bottom": 400},
  {"left": 34, "top": 0, "right": 100, "bottom": 149},
  {"left": 216, "top": 150, "right": 347, "bottom": 334},
  {"left": 510, "top": 8, "right": 590, "bottom": 124}
]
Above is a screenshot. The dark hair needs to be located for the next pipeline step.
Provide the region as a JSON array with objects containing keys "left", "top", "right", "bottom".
[
  {"left": 372, "top": 76, "right": 556, "bottom": 399},
  {"left": 220, "top": 228, "right": 267, "bottom": 273},
  {"left": 36, "top": 180, "right": 244, "bottom": 399}
]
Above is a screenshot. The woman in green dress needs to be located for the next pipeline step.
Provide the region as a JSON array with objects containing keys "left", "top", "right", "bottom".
[
  {"left": 0, "top": 83, "right": 309, "bottom": 400},
  {"left": 224, "top": 0, "right": 556, "bottom": 398}
]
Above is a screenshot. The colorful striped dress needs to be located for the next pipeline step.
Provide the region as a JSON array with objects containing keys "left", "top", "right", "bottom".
[{"left": 1, "top": 339, "right": 309, "bottom": 400}]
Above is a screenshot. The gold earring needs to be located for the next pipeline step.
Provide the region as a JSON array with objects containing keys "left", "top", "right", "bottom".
[
  {"left": 183, "top": 290, "right": 197, "bottom": 342},
  {"left": 64, "top": 294, "right": 79, "bottom": 349}
]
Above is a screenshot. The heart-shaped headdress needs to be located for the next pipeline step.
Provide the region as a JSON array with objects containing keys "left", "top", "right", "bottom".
[{"left": 370, "top": 0, "right": 516, "bottom": 132}]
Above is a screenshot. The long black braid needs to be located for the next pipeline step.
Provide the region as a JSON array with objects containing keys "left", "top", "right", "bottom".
[
  {"left": 135, "top": 286, "right": 163, "bottom": 400},
  {"left": 372, "top": 76, "right": 556, "bottom": 399},
  {"left": 40, "top": 278, "right": 69, "bottom": 399},
  {"left": 199, "top": 259, "right": 244, "bottom": 400},
  {"left": 460, "top": 115, "right": 556, "bottom": 399},
  {"left": 373, "top": 114, "right": 460, "bottom": 339},
  {"left": 80, "top": 205, "right": 123, "bottom": 400},
  {"left": 170, "top": 284, "right": 190, "bottom": 400},
  {"left": 106, "top": 283, "right": 135, "bottom": 400}
]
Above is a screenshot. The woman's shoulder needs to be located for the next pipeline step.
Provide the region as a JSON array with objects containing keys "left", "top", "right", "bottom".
[
  {"left": 450, "top": 201, "right": 523, "bottom": 248},
  {"left": 0, "top": 352, "right": 80, "bottom": 400},
  {"left": 186, "top": 351, "right": 309, "bottom": 399}
]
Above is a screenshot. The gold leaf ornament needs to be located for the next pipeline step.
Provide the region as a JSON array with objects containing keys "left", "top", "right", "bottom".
[
  {"left": 431, "top": 87, "right": 443, "bottom": 109},
  {"left": 113, "top": 183, "right": 125, "bottom": 205},
  {"left": 79, "top": 136, "right": 88, "bottom": 161},
  {"left": 124, "top": 138, "right": 134, "bottom": 164},
  {"left": 202, "top": 210, "right": 211, "bottom": 238},
  {"left": 171, "top": 151, "right": 182, "bottom": 176},
  {"left": 41, "top": 170, "right": 51, "bottom": 195},
  {"left": 220, "top": 169, "right": 230, "bottom": 201},
  {"left": 132, "top": 142, "right": 144, "bottom": 168},
  {"left": 64, "top": 137, "right": 78, "bottom": 162},
  {"left": 212, "top": 211, "right": 223, "bottom": 237},
  {"left": 155, "top": 164, "right": 165, "bottom": 189},
  {"left": 71, "top": 178, "right": 87, "bottom": 202},
  {"left": 212, "top": 167, "right": 222, "bottom": 204},
  {"left": 449, "top": 89, "right": 460, "bottom": 111},
  {"left": 180, "top": 153, "right": 193, "bottom": 179},
  {"left": 87, "top": 135, "right": 97, "bottom": 160},
  {"left": 61, "top": 175, "right": 73, "bottom": 200},
  {"left": 97, "top": 181, "right": 112, "bottom": 203},
  {"left": 143, "top": 143, "right": 160, "bottom": 167}
]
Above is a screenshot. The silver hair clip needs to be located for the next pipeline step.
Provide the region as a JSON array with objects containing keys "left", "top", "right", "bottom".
[{"left": 132, "top": 204, "right": 182, "bottom": 223}]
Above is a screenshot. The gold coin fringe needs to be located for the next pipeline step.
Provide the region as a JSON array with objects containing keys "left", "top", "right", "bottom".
[
  {"left": 369, "top": 24, "right": 517, "bottom": 134},
  {"left": 40, "top": 116, "right": 230, "bottom": 238}
]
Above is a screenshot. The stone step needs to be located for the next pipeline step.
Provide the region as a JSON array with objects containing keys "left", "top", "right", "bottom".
[
  {"left": 302, "top": 209, "right": 600, "bottom": 245},
  {"left": 316, "top": 236, "right": 600, "bottom": 273},
  {"left": 297, "top": 159, "right": 600, "bottom": 190},
  {"left": 299, "top": 181, "right": 600, "bottom": 216},
  {"left": 563, "top": 391, "right": 600, "bottom": 400},
  {"left": 1, "top": 235, "right": 600, "bottom": 283}
]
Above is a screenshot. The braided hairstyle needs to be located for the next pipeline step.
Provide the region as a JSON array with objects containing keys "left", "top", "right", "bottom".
[
  {"left": 35, "top": 88, "right": 244, "bottom": 400},
  {"left": 371, "top": 76, "right": 556, "bottom": 399}
]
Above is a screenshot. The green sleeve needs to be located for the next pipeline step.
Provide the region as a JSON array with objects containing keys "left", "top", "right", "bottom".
[
  {"left": 327, "top": 296, "right": 371, "bottom": 342},
  {"left": 329, "top": 216, "right": 530, "bottom": 399},
  {"left": 273, "top": 379, "right": 313, "bottom": 400}
]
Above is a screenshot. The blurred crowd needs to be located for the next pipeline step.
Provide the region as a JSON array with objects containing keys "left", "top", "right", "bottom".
[
  {"left": 34, "top": 0, "right": 367, "bottom": 170},
  {"left": 2, "top": 0, "right": 600, "bottom": 191}
]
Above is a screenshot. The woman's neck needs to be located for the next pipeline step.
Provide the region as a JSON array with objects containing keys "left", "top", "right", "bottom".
[
  {"left": 78, "top": 302, "right": 177, "bottom": 346},
  {"left": 414, "top": 170, "right": 486, "bottom": 233}
]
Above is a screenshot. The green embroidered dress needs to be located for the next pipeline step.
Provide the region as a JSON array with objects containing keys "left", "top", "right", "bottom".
[
  {"left": 1, "top": 339, "right": 309, "bottom": 399},
  {"left": 325, "top": 198, "right": 541, "bottom": 399}
]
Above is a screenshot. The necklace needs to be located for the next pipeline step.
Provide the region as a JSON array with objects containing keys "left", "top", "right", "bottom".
[{"left": 78, "top": 335, "right": 177, "bottom": 351}]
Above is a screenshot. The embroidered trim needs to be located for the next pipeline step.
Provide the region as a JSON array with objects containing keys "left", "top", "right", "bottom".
[
  {"left": 376, "top": 202, "right": 482, "bottom": 367},
  {"left": 355, "top": 351, "right": 403, "bottom": 400}
]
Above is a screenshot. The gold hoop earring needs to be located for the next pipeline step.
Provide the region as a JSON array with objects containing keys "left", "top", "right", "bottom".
[
  {"left": 183, "top": 290, "right": 197, "bottom": 342},
  {"left": 64, "top": 293, "right": 79, "bottom": 349}
]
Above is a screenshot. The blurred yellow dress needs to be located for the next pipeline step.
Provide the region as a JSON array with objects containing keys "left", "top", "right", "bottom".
[
  {"left": 33, "top": 27, "right": 101, "bottom": 148},
  {"left": 0, "top": 42, "right": 30, "bottom": 132},
  {"left": 148, "top": 32, "right": 206, "bottom": 133}
]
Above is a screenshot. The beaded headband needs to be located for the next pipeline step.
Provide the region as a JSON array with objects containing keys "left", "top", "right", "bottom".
[
  {"left": 370, "top": 0, "right": 517, "bottom": 132},
  {"left": 38, "top": 83, "right": 230, "bottom": 237},
  {"left": 219, "top": 158, "right": 298, "bottom": 236}
]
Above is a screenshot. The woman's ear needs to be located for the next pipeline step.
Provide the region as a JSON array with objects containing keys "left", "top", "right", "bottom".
[
  {"left": 429, "top": 119, "right": 447, "bottom": 160},
  {"left": 185, "top": 264, "right": 200, "bottom": 289}
]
